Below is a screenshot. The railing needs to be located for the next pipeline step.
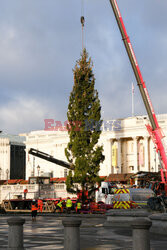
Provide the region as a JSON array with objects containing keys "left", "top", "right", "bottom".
[{"left": 3, "top": 191, "right": 38, "bottom": 201}]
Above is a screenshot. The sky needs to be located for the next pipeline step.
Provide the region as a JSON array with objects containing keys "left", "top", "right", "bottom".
[{"left": 0, "top": 0, "right": 167, "bottom": 134}]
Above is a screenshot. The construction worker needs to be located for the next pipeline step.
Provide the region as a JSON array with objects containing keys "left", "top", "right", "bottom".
[
  {"left": 31, "top": 199, "right": 38, "bottom": 221},
  {"left": 56, "top": 198, "right": 63, "bottom": 213},
  {"left": 66, "top": 197, "right": 72, "bottom": 213},
  {"left": 24, "top": 188, "right": 28, "bottom": 199},
  {"left": 76, "top": 200, "right": 82, "bottom": 213},
  {"left": 38, "top": 198, "right": 43, "bottom": 213}
]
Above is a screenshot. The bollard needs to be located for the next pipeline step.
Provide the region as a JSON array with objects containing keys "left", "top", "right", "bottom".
[
  {"left": 132, "top": 218, "right": 152, "bottom": 250},
  {"left": 7, "top": 217, "right": 25, "bottom": 250},
  {"left": 62, "top": 218, "right": 82, "bottom": 250}
]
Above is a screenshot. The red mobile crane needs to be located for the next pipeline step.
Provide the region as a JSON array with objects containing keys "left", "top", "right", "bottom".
[{"left": 109, "top": 0, "right": 167, "bottom": 192}]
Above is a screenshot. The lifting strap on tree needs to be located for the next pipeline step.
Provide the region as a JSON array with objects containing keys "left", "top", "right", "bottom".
[
  {"left": 81, "top": 16, "right": 85, "bottom": 27},
  {"left": 81, "top": 0, "right": 85, "bottom": 50}
]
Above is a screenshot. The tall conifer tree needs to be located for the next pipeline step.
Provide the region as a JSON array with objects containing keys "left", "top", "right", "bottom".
[{"left": 65, "top": 49, "right": 104, "bottom": 200}]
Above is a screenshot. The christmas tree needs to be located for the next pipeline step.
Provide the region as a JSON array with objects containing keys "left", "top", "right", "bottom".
[{"left": 65, "top": 49, "right": 105, "bottom": 201}]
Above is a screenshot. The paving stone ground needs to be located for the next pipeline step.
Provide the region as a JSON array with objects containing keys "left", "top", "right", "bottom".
[{"left": 0, "top": 214, "right": 167, "bottom": 249}]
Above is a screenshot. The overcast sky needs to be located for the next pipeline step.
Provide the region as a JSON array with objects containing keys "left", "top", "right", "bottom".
[{"left": 0, "top": 0, "right": 167, "bottom": 134}]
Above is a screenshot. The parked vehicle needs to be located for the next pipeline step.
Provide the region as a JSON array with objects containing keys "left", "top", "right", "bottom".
[{"left": 147, "top": 194, "right": 167, "bottom": 212}]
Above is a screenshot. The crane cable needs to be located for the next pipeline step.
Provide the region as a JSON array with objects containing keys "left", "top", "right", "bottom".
[{"left": 81, "top": 0, "right": 85, "bottom": 50}]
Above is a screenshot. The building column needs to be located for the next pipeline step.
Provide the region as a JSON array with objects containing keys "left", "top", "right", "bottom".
[
  {"left": 149, "top": 139, "right": 155, "bottom": 172},
  {"left": 154, "top": 147, "right": 157, "bottom": 172},
  {"left": 106, "top": 139, "right": 113, "bottom": 175},
  {"left": 133, "top": 137, "right": 138, "bottom": 173},
  {"left": 117, "top": 138, "right": 122, "bottom": 174},
  {"left": 144, "top": 136, "right": 149, "bottom": 172}
]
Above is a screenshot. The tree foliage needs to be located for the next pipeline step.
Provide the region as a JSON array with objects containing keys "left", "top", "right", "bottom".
[{"left": 65, "top": 49, "right": 105, "bottom": 200}]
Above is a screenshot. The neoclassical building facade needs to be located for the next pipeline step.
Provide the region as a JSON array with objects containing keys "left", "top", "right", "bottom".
[
  {"left": 24, "top": 114, "right": 167, "bottom": 180},
  {"left": 0, "top": 133, "right": 25, "bottom": 180}
]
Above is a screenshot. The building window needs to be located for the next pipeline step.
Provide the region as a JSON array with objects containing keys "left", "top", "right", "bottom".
[
  {"left": 129, "top": 166, "right": 134, "bottom": 171},
  {"left": 55, "top": 184, "right": 65, "bottom": 190}
]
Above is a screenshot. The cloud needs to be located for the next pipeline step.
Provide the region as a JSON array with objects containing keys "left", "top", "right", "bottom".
[
  {"left": 0, "top": 0, "right": 167, "bottom": 134},
  {"left": 0, "top": 96, "right": 62, "bottom": 134}
]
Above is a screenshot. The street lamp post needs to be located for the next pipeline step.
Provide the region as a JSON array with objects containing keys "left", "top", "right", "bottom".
[
  {"left": 37, "top": 165, "right": 40, "bottom": 198},
  {"left": 33, "top": 156, "right": 35, "bottom": 176},
  {"left": 37, "top": 165, "right": 40, "bottom": 177},
  {"left": 6, "top": 169, "right": 9, "bottom": 184}
]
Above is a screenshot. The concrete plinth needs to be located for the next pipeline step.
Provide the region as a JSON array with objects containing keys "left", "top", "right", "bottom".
[
  {"left": 62, "top": 218, "right": 82, "bottom": 250},
  {"left": 105, "top": 209, "right": 150, "bottom": 228},
  {"left": 149, "top": 213, "right": 167, "bottom": 234},
  {"left": 7, "top": 217, "right": 25, "bottom": 250},
  {"left": 132, "top": 218, "right": 152, "bottom": 250}
]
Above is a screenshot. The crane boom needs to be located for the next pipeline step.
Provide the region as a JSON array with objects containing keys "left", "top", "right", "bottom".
[
  {"left": 29, "top": 148, "right": 71, "bottom": 170},
  {"left": 109, "top": 0, "right": 167, "bottom": 182}
]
